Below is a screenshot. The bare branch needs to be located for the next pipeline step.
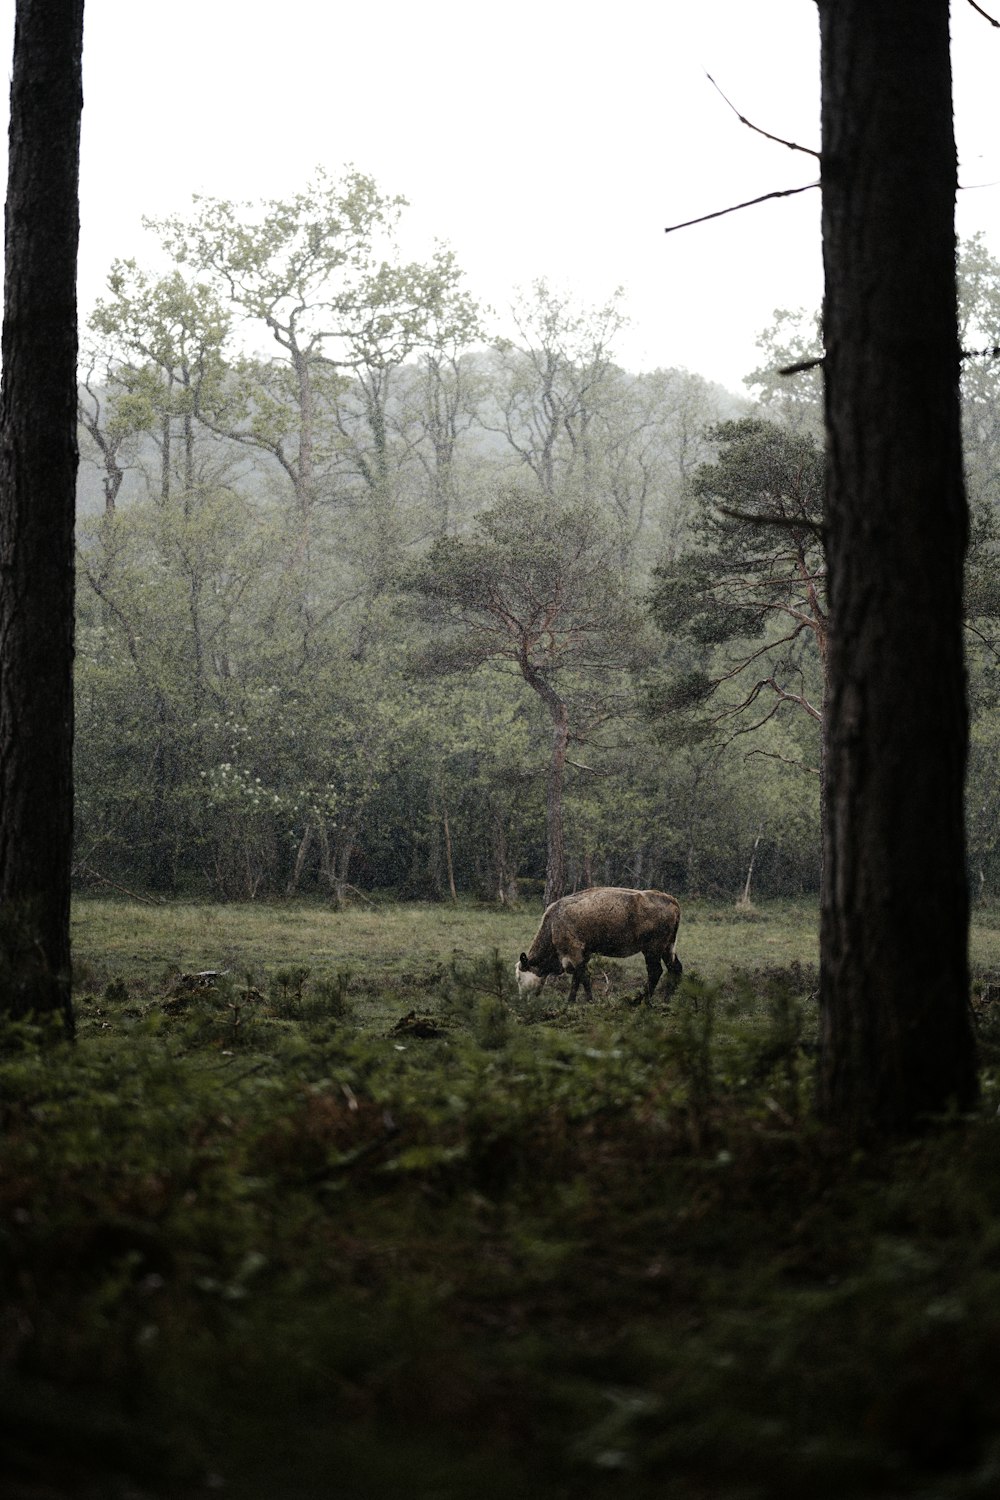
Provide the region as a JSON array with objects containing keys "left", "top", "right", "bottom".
[
  {"left": 964, "top": 618, "right": 1000, "bottom": 662},
  {"left": 72, "top": 861, "right": 167, "bottom": 905},
  {"left": 763, "top": 677, "right": 823, "bottom": 722},
  {"left": 717, "top": 503, "right": 824, "bottom": 536},
  {"left": 967, "top": 0, "right": 1000, "bottom": 27},
  {"left": 778, "top": 355, "right": 825, "bottom": 375},
  {"left": 705, "top": 72, "right": 820, "bottom": 158},
  {"left": 716, "top": 626, "right": 809, "bottom": 685},
  {"left": 565, "top": 758, "right": 608, "bottom": 777},
  {"left": 664, "top": 181, "right": 819, "bottom": 236},
  {"left": 780, "top": 341, "right": 1000, "bottom": 378},
  {"left": 745, "top": 748, "right": 821, "bottom": 777},
  {"left": 716, "top": 691, "right": 786, "bottom": 738}
]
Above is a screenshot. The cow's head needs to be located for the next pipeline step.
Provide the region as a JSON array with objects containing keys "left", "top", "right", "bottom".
[{"left": 515, "top": 953, "right": 545, "bottom": 994}]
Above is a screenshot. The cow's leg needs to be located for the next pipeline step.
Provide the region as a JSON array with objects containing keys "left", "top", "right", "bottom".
[
  {"left": 561, "top": 942, "right": 587, "bottom": 1003},
  {"left": 644, "top": 952, "right": 663, "bottom": 999},
  {"left": 564, "top": 960, "right": 592, "bottom": 1003}
]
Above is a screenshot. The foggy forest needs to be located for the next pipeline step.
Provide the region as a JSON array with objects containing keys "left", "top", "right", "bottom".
[
  {"left": 71, "top": 173, "right": 1000, "bottom": 912},
  {"left": 10, "top": 6, "right": 1000, "bottom": 1499}
]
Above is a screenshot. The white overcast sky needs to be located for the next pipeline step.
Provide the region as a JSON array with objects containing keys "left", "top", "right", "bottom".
[{"left": 3, "top": 0, "right": 1000, "bottom": 392}]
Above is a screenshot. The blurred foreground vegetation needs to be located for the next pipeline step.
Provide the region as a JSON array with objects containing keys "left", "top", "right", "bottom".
[{"left": 5, "top": 898, "right": 1000, "bottom": 1497}]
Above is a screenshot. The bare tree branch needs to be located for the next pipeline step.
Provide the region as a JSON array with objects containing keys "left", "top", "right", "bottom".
[
  {"left": 715, "top": 626, "right": 811, "bottom": 687},
  {"left": 964, "top": 618, "right": 1000, "bottom": 662},
  {"left": 775, "top": 347, "right": 1000, "bottom": 380},
  {"left": 778, "top": 355, "right": 825, "bottom": 375},
  {"left": 73, "top": 861, "right": 167, "bottom": 905},
  {"left": 705, "top": 72, "right": 821, "bottom": 158},
  {"left": 565, "top": 758, "right": 608, "bottom": 777},
  {"left": 717, "top": 503, "right": 824, "bottom": 536},
  {"left": 967, "top": 0, "right": 1000, "bottom": 27},
  {"left": 745, "top": 748, "right": 821, "bottom": 777},
  {"left": 664, "top": 181, "right": 819, "bottom": 236}
]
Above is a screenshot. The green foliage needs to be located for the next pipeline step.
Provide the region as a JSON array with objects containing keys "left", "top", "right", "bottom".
[
  {"left": 647, "top": 418, "right": 825, "bottom": 856},
  {"left": 75, "top": 167, "right": 801, "bottom": 904},
  {"left": 412, "top": 482, "right": 651, "bottom": 664},
  {"left": 649, "top": 417, "right": 825, "bottom": 666},
  {"left": 9, "top": 898, "right": 1000, "bottom": 1495},
  {"left": 744, "top": 305, "right": 824, "bottom": 436}
]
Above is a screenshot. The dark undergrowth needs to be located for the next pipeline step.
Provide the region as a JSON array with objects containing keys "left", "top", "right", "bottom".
[{"left": 3, "top": 948, "right": 1000, "bottom": 1499}]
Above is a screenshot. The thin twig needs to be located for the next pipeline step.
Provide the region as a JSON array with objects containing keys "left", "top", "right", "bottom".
[
  {"left": 334, "top": 882, "right": 376, "bottom": 908},
  {"left": 705, "top": 72, "right": 820, "bottom": 158},
  {"left": 664, "top": 181, "right": 819, "bottom": 235},
  {"left": 964, "top": 619, "right": 1000, "bottom": 661},
  {"left": 745, "top": 748, "right": 822, "bottom": 777},
  {"left": 967, "top": 0, "right": 1000, "bottom": 27},
  {"left": 775, "top": 348, "right": 1000, "bottom": 376},
  {"left": 566, "top": 758, "right": 608, "bottom": 776},
  {"left": 73, "top": 860, "right": 166, "bottom": 906}
]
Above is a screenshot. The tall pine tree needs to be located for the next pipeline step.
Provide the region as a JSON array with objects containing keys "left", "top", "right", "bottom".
[
  {"left": 0, "top": 0, "right": 84, "bottom": 1031},
  {"left": 816, "top": 0, "right": 978, "bottom": 1132}
]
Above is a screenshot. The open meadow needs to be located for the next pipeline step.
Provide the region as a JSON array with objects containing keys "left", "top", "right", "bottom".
[{"left": 6, "top": 897, "right": 1000, "bottom": 1498}]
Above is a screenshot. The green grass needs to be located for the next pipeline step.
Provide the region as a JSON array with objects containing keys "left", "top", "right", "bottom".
[
  {"left": 70, "top": 893, "right": 825, "bottom": 993},
  {"left": 4, "top": 895, "right": 1000, "bottom": 1498},
  {"left": 72, "top": 891, "right": 1000, "bottom": 994}
]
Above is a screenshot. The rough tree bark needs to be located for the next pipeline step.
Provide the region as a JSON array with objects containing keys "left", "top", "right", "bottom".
[
  {"left": 519, "top": 654, "right": 569, "bottom": 906},
  {"left": 816, "top": 0, "right": 978, "bottom": 1132},
  {"left": 0, "top": 0, "right": 84, "bottom": 1030}
]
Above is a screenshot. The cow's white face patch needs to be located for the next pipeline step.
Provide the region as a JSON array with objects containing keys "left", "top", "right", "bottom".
[{"left": 515, "top": 961, "right": 543, "bottom": 994}]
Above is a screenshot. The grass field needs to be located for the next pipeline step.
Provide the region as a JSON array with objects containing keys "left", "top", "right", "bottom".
[
  {"left": 4, "top": 896, "right": 1000, "bottom": 1498},
  {"left": 70, "top": 891, "right": 1000, "bottom": 990}
]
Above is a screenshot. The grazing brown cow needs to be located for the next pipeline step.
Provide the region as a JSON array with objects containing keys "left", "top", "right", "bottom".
[{"left": 515, "top": 886, "right": 682, "bottom": 1003}]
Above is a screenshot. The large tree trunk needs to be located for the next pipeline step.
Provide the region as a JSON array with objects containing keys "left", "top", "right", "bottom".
[
  {"left": 0, "top": 0, "right": 84, "bottom": 1030},
  {"left": 816, "top": 0, "right": 978, "bottom": 1133}
]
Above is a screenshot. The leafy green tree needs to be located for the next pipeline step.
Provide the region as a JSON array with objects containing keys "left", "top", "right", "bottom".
[
  {"left": 410, "top": 484, "right": 653, "bottom": 904},
  {"left": 150, "top": 173, "right": 481, "bottom": 551},
  {"left": 88, "top": 262, "right": 232, "bottom": 505},
  {"left": 485, "top": 281, "right": 628, "bottom": 500},
  {"left": 392, "top": 347, "right": 490, "bottom": 538},
  {"left": 597, "top": 365, "right": 738, "bottom": 576},
  {"left": 76, "top": 488, "right": 283, "bottom": 891},
  {"left": 745, "top": 308, "right": 824, "bottom": 438},
  {"left": 746, "top": 238, "right": 1000, "bottom": 483},
  {"left": 359, "top": 674, "right": 543, "bottom": 902},
  {"left": 195, "top": 656, "right": 397, "bottom": 905},
  {"left": 148, "top": 169, "right": 393, "bottom": 515},
  {"left": 77, "top": 346, "right": 139, "bottom": 514},
  {"left": 956, "top": 232, "right": 1000, "bottom": 515},
  {"left": 650, "top": 417, "right": 826, "bottom": 753}
]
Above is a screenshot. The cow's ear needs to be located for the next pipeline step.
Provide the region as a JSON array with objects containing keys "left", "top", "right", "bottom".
[{"left": 519, "top": 952, "right": 528, "bottom": 966}]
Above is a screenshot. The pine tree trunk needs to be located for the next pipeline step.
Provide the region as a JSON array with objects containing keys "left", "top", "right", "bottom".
[
  {"left": 0, "top": 0, "right": 83, "bottom": 1029},
  {"left": 816, "top": 0, "right": 978, "bottom": 1132}
]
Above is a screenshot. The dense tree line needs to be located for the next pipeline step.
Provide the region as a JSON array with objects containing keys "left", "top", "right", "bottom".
[{"left": 70, "top": 168, "right": 1000, "bottom": 908}]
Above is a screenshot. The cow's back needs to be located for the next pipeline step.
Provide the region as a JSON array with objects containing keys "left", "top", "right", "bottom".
[{"left": 549, "top": 887, "right": 679, "bottom": 960}]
